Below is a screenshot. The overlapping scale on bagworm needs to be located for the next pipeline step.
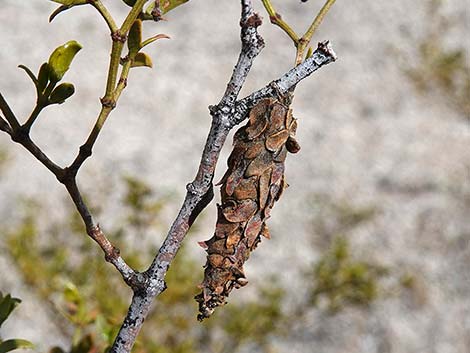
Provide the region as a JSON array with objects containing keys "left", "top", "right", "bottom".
[{"left": 195, "top": 98, "right": 300, "bottom": 320}]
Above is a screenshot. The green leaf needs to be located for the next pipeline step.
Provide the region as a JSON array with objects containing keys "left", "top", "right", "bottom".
[
  {"left": 48, "top": 40, "right": 82, "bottom": 82},
  {"left": 63, "top": 282, "right": 82, "bottom": 305},
  {"left": 0, "top": 339, "right": 34, "bottom": 353},
  {"left": 0, "top": 294, "right": 21, "bottom": 327},
  {"left": 37, "top": 63, "right": 50, "bottom": 93},
  {"left": 127, "top": 20, "right": 142, "bottom": 55},
  {"left": 49, "top": 83, "right": 75, "bottom": 104},
  {"left": 18, "top": 65, "right": 38, "bottom": 86},
  {"left": 141, "top": 33, "right": 170, "bottom": 49},
  {"left": 131, "top": 52, "right": 153, "bottom": 68}
]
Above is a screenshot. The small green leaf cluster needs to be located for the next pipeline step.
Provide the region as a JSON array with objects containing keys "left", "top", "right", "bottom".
[
  {"left": 19, "top": 40, "right": 82, "bottom": 107},
  {"left": 126, "top": 19, "right": 169, "bottom": 69},
  {"left": 0, "top": 292, "right": 34, "bottom": 353}
]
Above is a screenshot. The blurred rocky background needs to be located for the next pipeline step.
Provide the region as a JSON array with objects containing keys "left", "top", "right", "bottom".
[{"left": 0, "top": 0, "right": 469, "bottom": 352}]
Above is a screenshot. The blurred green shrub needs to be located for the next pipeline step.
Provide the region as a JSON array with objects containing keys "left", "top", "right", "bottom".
[
  {"left": 307, "top": 237, "right": 389, "bottom": 312},
  {"left": 4, "top": 176, "right": 286, "bottom": 353},
  {"left": 4, "top": 179, "right": 405, "bottom": 351}
]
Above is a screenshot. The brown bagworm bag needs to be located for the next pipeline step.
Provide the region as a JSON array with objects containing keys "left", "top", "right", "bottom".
[{"left": 195, "top": 96, "right": 301, "bottom": 320}]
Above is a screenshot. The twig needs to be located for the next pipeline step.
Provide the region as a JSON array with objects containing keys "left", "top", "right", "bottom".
[
  {"left": 63, "top": 178, "right": 140, "bottom": 288},
  {"left": 304, "top": 0, "right": 336, "bottom": 44},
  {"left": 233, "top": 40, "right": 337, "bottom": 124},
  {"left": 120, "top": 0, "right": 148, "bottom": 35},
  {"left": 0, "top": 95, "right": 63, "bottom": 175},
  {"left": 22, "top": 102, "right": 45, "bottom": 134},
  {"left": 0, "top": 116, "right": 12, "bottom": 135},
  {"left": 0, "top": 93, "right": 20, "bottom": 130},
  {"left": 261, "top": 0, "right": 336, "bottom": 65},
  {"left": 13, "top": 134, "right": 63, "bottom": 176},
  {"left": 296, "top": 0, "right": 336, "bottom": 65},
  {"left": 67, "top": 105, "right": 114, "bottom": 175},
  {"left": 219, "top": 1, "right": 264, "bottom": 106}
]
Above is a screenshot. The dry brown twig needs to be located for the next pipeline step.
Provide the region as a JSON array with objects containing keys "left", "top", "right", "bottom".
[{"left": 0, "top": 0, "right": 336, "bottom": 352}]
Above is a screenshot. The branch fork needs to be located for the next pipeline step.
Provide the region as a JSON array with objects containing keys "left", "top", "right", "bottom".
[{"left": 108, "top": 1, "right": 336, "bottom": 351}]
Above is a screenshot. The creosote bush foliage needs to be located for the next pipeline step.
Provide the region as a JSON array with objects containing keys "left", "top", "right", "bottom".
[{"left": 0, "top": 1, "right": 339, "bottom": 352}]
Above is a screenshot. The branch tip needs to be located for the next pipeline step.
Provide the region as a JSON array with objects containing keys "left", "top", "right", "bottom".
[{"left": 318, "top": 40, "right": 337, "bottom": 61}]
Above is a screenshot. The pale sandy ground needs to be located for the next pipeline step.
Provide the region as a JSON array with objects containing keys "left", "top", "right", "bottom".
[{"left": 0, "top": 1, "right": 469, "bottom": 352}]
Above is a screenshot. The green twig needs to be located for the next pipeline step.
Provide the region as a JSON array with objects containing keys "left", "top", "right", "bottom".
[
  {"left": 261, "top": 0, "right": 336, "bottom": 66},
  {"left": 104, "top": 0, "right": 147, "bottom": 97},
  {"left": 105, "top": 41, "right": 124, "bottom": 97},
  {"left": 296, "top": 0, "right": 336, "bottom": 65},
  {"left": 121, "top": 0, "right": 148, "bottom": 34},
  {"left": 22, "top": 104, "right": 44, "bottom": 133},
  {"left": 114, "top": 60, "right": 132, "bottom": 102},
  {"left": 22, "top": 81, "right": 56, "bottom": 133},
  {"left": 68, "top": 105, "right": 112, "bottom": 174},
  {"left": 71, "top": 56, "right": 132, "bottom": 175},
  {"left": 304, "top": 0, "right": 336, "bottom": 42}
]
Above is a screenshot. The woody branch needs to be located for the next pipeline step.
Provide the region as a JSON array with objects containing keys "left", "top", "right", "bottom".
[{"left": 108, "top": 0, "right": 336, "bottom": 352}]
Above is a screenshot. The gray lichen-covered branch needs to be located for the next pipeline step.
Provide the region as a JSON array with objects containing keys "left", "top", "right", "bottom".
[{"left": 108, "top": 1, "right": 337, "bottom": 352}]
